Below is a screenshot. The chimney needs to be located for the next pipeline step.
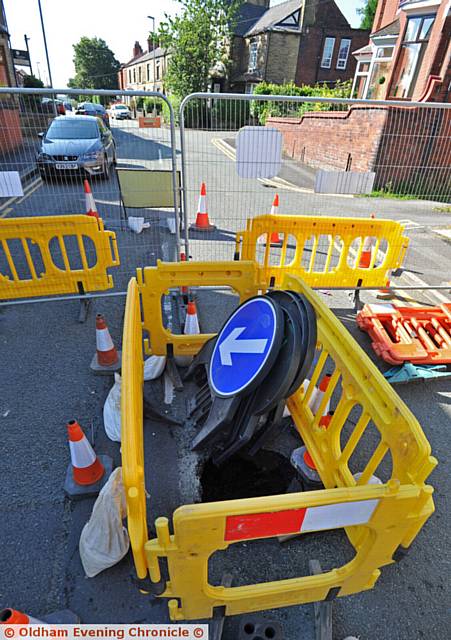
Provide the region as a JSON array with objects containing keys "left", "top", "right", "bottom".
[
  {"left": 147, "top": 36, "right": 156, "bottom": 53},
  {"left": 133, "top": 41, "right": 143, "bottom": 58}
]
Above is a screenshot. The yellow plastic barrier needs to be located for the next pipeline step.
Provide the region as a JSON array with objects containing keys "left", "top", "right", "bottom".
[
  {"left": 235, "top": 214, "right": 409, "bottom": 287},
  {"left": 137, "top": 260, "right": 265, "bottom": 356},
  {"left": 121, "top": 261, "right": 436, "bottom": 621},
  {"left": 0, "top": 215, "right": 119, "bottom": 299}
]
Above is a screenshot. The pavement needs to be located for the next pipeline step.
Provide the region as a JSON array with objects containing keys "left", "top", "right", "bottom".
[{"left": 1, "top": 119, "right": 451, "bottom": 639}]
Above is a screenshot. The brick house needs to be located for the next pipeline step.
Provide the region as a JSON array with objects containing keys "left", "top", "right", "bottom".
[
  {"left": 0, "top": 0, "right": 22, "bottom": 154},
  {"left": 118, "top": 39, "right": 168, "bottom": 100},
  {"left": 230, "top": 0, "right": 369, "bottom": 93},
  {"left": 351, "top": 0, "right": 451, "bottom": 102}
]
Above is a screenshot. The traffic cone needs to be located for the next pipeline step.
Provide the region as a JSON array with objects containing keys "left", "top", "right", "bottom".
[
  {"left": 308, "top": 373, "right": 332, "bottom": 415},
  {"left": 269, "top": 193, "right": 281, "bottom": 244},
  {"left": 184, "top": 300, "right": 200, "bottom": 335},
  {"left": 358, "top": 213, "right": 375, "bottom": 268},
  {"left": 90, "top": 314, "right": 121, "bottom": 374},
  {"left": 0, "top": 609, "right": 43, "bottom": 624},
  {"left": 290, "top": 412, "right": 334, "bottom": 487},
  {"left": 64, "top": 420, "right": 113, "bottom": 499},
  {"left": 84, "top": 179, "right": 99, "bottom": 219},
  {"left": 378, "top": 271, "right": 392, "bottom": 298},
  {"left": 190, "top": 182, "right": 216, "bottom": 231},
  {"left": 175, "top": 299, "right": 200, "bottom": 367}
]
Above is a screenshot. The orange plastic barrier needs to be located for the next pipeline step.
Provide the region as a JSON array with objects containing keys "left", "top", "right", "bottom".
[
  {"left": 357, "top": 302, "right": 451, "bottom": 365},
  {"left": 138, "top": 116, "right": 161, "bottom": 128}
]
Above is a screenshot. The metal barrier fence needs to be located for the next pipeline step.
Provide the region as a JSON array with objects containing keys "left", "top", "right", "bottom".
[
  {"left": 0, "top": 87, "right": 180, "bottom": 302},
  {"left": 121, "top": 260, "right": 436, "bottom": 621},
  {"left": 179, "top": 93, "right": 450, "bottom": 283}
]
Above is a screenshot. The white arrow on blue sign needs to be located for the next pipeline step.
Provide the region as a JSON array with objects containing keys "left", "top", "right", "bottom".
[{"left": 209, "top": 297, "right": 280, "bottom": 398}]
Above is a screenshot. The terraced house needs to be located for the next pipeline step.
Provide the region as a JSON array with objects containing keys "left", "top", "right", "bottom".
[{"left": 229, "top": 0, "right": 369, "bottom": 93}]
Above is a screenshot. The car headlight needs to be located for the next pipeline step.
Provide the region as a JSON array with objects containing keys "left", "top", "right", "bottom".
[
  {"left": 38, "top": 153, "right": 51, "bottom": 160},
  {"left": 82, "top": 151, "right": 103, "bottom": 161}
]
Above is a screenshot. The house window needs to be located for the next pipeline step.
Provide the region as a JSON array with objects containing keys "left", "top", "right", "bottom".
[
  {"left": 156, "top": 62, "right": 160, "bottom": 80},
  {"left": 390, "top": 15, "right": 435, "bottom": 99},
  {"left": 336, "top": 39, "right": 351, "bottom": 70},
  {"left": 133, "top": 68, "right": 136, "bottom": 83},
  {"left": 351, "top": 60, "right": 370, "bottom": 98},
  {"left": 366, "top": 46, "right": 394, "bottom": 100},
  {"left": 147, "top": 64, "right": 150, "bottom": 81},
  {"left": 321, "top": 37, "right": 335, "bottom": 69},
  {"left": 249, "top": 41, "right": 258, "bottom": 72},
  {"left": 138, "top": 67, "right": 142, "bottom": 83},
  {"left": 128, "top": 69, "right": 131, "bottom": 84}
]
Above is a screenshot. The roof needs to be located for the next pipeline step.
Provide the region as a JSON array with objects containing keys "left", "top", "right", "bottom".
[
  {"left": 352, "top": 44, "right": 372, "bottom": 56},
  {"left": 371, "top": 19, "right": 400, "bottom": 38},
  {"left": 123, "top": 46, "right": 166, "bottom": 68},
  {"left": 245, "top": 0, "right": 301, "bottom": 37},
  {"left": 234, "top": 2, "right": 268, "bottom": 37}
]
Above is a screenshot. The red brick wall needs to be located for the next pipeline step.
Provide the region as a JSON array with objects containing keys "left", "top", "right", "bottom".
[
  {"left": 267, "top": 105, "right": 451, "bottom": 196},
  {"left": 267, "top": 107, "right": 388, "bottom": 172},
  {"left": 296, "top": 27, "right": 369, "bottom": 86},
  {"left": 0, "top": 108, "right": 23, "bottom": 154}
]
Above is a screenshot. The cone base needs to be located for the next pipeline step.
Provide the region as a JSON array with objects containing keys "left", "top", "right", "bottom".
[
  {"left": 64, "top": 454, "right": 113, "bottom": 500},
  {"left": 190, "top": 222, "right": 216, "bottom": 232},
  {"left": 90, "top": 351, "right": 122, "bottom": 375}
]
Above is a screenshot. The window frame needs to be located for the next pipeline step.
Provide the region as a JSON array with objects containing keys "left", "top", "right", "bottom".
[
  {"left": 336, "top": 38, "right": 351, "bottom": 70},
  {"left": 321, "top": 37, "right": 336, "bottom": 69},
  {"left": 248, "top": 41, "right": 258, "bottom": 72}
]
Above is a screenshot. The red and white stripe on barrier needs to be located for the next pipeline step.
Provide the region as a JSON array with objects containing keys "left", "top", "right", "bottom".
[{"left": 224, "top": 499, "right": 379, "bottom": 541}]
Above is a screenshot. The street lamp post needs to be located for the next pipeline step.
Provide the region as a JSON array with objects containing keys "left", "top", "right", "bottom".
[
  {"left": 37, "top": 0, "right": 53, "bottom": 87},
  {"left": 24, "top": 34, "right": 33, "bottom": 77}
]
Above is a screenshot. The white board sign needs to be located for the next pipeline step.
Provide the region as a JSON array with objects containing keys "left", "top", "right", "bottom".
[
  {"left": 0, "top": 171, "right": 24, "bottom": 197},
  {"left": 314, "top": 170, "right": 376, "bottom": 195},
  {"left": 236, "top": 127, "right": 282, "bottom": 179}
]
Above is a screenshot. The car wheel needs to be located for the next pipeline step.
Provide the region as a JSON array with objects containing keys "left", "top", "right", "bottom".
[{"left": 101, "top": 155, "right": 110, "bottom": 180}]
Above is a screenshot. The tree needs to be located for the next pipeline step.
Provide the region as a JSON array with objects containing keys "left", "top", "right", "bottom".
[
  {"left": 159, "top": 0, "right": 240, "bottom": 97},
  {"left": 23, "top": 74, "right": 44, "bottom": 89},
  {"left": 358, "top": 0, "right": 378, "bottom": 31},
  {"left": 68, "top": 37, "right": 120, "bottom": 96}
]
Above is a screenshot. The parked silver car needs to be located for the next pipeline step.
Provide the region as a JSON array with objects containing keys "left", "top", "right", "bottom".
[{"left": 36, "top": 115, "right": 116, "bottom": 180}]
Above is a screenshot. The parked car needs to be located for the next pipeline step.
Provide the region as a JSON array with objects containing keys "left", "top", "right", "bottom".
[
  {"left": 36, "top": 115, "right": 116, "bottom": 180},
  {"left": 40, "top": 98, "right": 65, "bottom": 115},
  {"left": 76, "top": 102, "right": 110, "bottom": 128},
  {"left": 63, "top": 101, "right": 73, "bottom": 112},
  {"left": 109, "top": 104, "right": 131, "bottom": 120}
]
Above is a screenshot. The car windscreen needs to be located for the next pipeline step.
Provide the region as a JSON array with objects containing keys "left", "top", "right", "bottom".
[
  {"left": 46, "top": 120, "right": 99, "bottom": 140},
  {"left": 94, "top": 105, "right": 106, "bottom": 113},
  {"left": 114, "top": 105, "right": 127, "bottom": 110}
]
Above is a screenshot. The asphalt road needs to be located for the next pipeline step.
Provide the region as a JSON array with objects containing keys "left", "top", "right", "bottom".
[{"left": 1, "top": 120, "right": 450, "bottom": 639}]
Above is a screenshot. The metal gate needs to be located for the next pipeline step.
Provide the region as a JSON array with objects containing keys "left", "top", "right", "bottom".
[
  {"left": 179, "top": 92, "right": 451, "bottom": 289},
  {"left": 0, "top": 87, "right": 180, "bottom": 304}
]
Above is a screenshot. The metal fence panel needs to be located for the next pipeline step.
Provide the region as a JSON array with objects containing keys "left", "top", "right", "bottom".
[
  {"left": 0, "top": 87, "right": 180, "bottom": 303},
  {"left": 179, "top": 93, "right": 450, "bottom": 290}
]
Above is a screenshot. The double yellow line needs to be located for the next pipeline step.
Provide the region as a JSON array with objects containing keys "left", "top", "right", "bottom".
[{"left": 0, "top": 176, "right": 42, "bottom": 218}]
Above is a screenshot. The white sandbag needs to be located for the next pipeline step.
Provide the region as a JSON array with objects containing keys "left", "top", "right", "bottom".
[
  {"left": 79, "top": 467, "right": 129, "bottom": 577},
  {"left": 103, "top": 373, "right": 121, "bottom": 442},
  {"left": 144, "top": 355, "right": 166, "bottom": 381},
  {"left": 128, "top": 216, "right": 150, "bottom": 234}
]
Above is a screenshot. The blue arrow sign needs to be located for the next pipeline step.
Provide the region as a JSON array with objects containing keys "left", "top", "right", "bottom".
[{"left": 210, "top": 297, "right": 280, "bottom": 398}]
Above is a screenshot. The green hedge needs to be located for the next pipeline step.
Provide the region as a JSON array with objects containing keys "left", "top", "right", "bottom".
[{"left": 251, "top": 80, "right": 352, "bottom": 124}]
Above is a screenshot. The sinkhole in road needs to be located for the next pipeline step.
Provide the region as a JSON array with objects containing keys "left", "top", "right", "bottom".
[{"left": 200, "top": 450, "right": 295, "bottom": 502}]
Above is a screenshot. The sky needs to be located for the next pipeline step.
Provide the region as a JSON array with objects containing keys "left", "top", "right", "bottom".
[{"left": 4, "top": 0, "right": 364, "bottom": 88}]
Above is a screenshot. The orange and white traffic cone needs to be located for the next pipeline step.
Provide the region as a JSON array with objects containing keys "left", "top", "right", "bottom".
[
  {"left": 64, "top": 420, "right": 113, "bottom": 499},
  {"left": 84, "top": 179, "right": 99, "bottom": 220},
  {"left": 175, "top": 299, "right": 200, "bottom": 367},
  {"left": 0, "top": 609, "right": 43, "bottom": 624},
  {"left": 90, "top": 313, "right": 121, "bottom": 374},
  {"left": 190, "top": 182, "right": 216, "bottom": 231},
  {"left": 269, "top": 193, "right": 282, "bottom": 244},
  {"left": 308, "top": 373, "right": 332, "bottom": 415},
  {"left": 291, "top": 412, "right": 334, "bottom": 487},
  {"left": 359, "top": 213, "right": 375, "bottom": 268}
]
